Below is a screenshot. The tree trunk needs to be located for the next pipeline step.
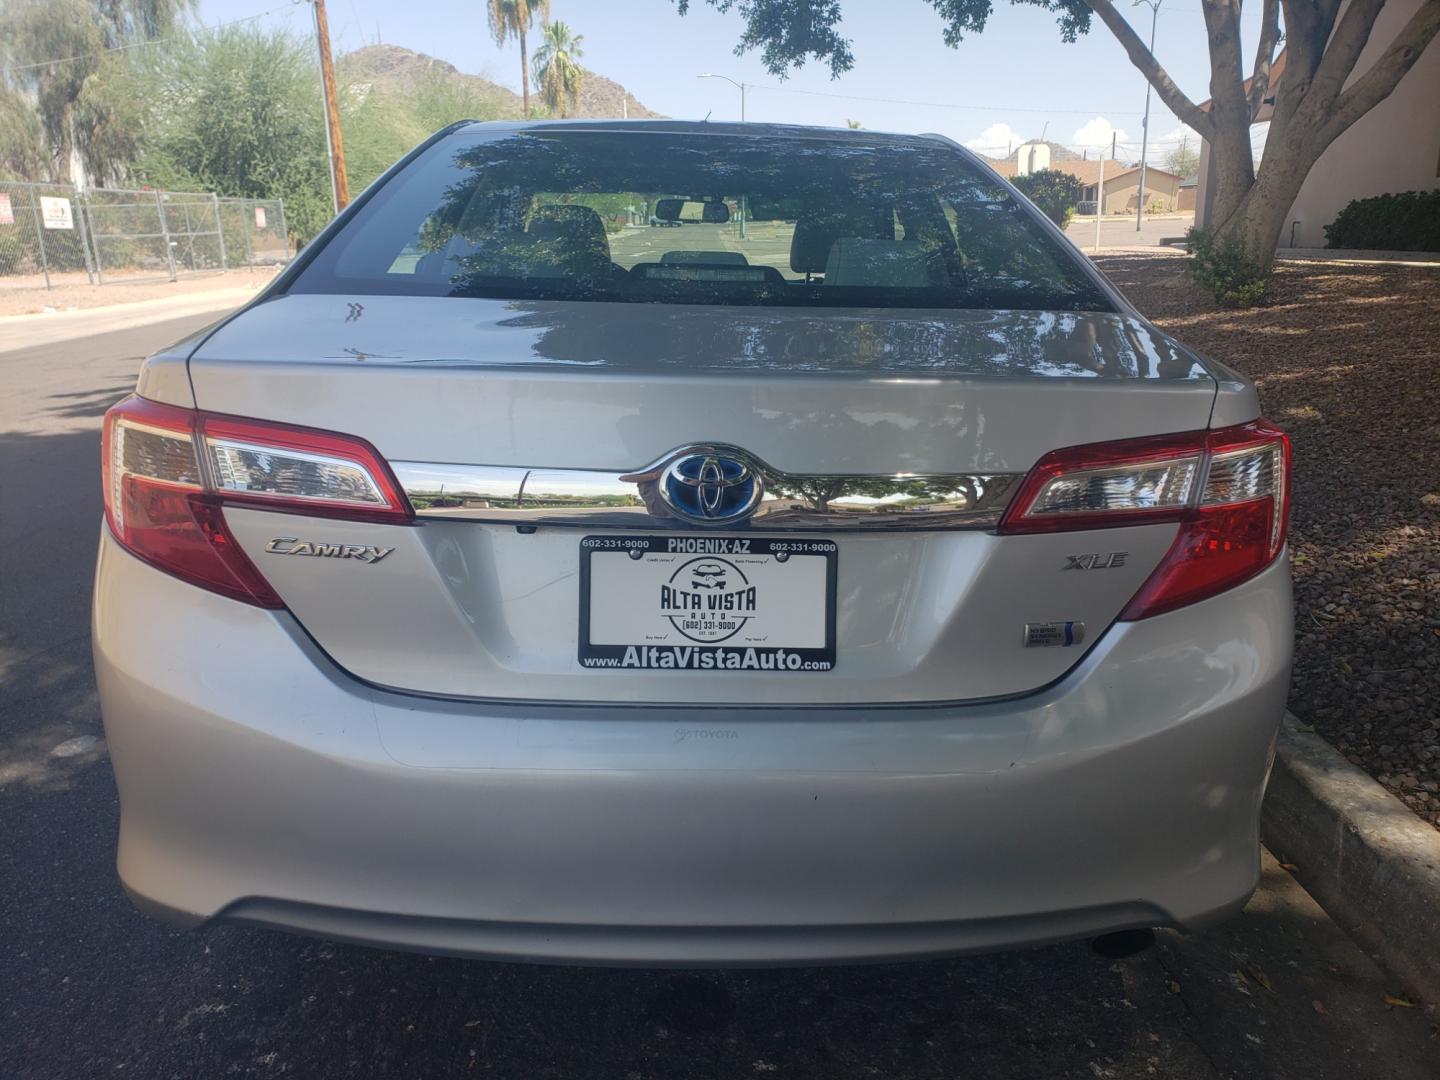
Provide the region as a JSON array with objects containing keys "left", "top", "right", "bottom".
[
  {"left": 1205, "top": 122, "right": 1258, "bottom": 233},
  {"left": 520, "top": 28, "right": 531, "bottom": 119},
  {"left": 1214, "top": 130, "right": 1329, "bottom": 267}
]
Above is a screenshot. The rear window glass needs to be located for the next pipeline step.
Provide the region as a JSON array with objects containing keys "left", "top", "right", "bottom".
[{"left": 290, "top": 128, "right": 1111, "bottom": 312}]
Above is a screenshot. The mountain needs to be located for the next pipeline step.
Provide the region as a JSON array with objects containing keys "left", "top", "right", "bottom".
[
  {"left": 339, "top": 44, "right": 664, "bottom": 120},
  {"left": 573, "top": 71, "right": 663, "bottom": 120}
]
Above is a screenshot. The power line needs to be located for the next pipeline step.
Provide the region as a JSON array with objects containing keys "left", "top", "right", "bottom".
[
  {"left": 748, "top": 82, "right": 1148, "bottom": 118},
  {"left": 0, "top": 3, "right": 299, "bottom": 78}
]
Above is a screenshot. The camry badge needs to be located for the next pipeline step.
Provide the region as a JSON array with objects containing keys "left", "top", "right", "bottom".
[{"left": 265, "top": 537, "right": 395, "bottom": 564}]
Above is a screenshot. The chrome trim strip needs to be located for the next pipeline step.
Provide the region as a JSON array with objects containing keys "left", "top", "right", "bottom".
[{"left": 393, "top": 446, "right": 1022, "bottom": 531}]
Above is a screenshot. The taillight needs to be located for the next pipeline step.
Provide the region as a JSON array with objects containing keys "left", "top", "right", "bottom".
[
  {"left": 102, "top": 396, "right": 412, "bottom": 607},
  {"left": 1000, "top": 421, "right": 1291, "bottom": 619}
]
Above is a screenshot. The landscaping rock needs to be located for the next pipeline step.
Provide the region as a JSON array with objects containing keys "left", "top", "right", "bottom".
[{"left": 1097, "top": 253, "right": 1440, "bottom": 832}]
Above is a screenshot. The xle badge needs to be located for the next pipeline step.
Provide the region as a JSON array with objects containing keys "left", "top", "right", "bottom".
[
  {"left": 1023, "top": 621, "right": 1085, "bottom": 648},
  {"left": 1063, "top": 552, "right": 1129, "bottom": 570}
]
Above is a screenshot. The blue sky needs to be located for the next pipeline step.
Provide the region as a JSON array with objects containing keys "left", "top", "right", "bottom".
[{"left": 201, "top": 0, "right": 1269, "bottom": 163}]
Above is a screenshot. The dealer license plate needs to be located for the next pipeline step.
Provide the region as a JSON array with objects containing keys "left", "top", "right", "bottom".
[{"left": 578, "top": 535, "right": 837, "bottom": 673}]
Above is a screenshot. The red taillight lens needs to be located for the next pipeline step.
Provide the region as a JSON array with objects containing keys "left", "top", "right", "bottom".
[
  {"left": 1000, "top": 421, "right": 1291, "bottom": 619},
  {"left": 201, "top": 414, "right": 409, "bottom": 523},
  {"left": 102, "top": 396, "right": 412, "bottom": 607}
]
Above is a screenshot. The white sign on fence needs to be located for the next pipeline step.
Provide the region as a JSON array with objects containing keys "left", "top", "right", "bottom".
[
  {"left": 0, "top": 193, "right": 13, "bottom": 226},
  {"left": 254, "top": 206, "right": 267, "bottom": 229},
  {"left": 39, "top": 196, "right": 74, "bottom": 230}
]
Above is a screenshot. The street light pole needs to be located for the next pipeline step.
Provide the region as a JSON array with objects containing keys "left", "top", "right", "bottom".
[
  {"left": 1133, "top": 0, "right": 1162, "bottom": 232},
  {"left": 697, "top": 73, "right": 746, "bottom": 121},
  {"left": 697, "top": 73, "right": 748, "bottom": 236}
]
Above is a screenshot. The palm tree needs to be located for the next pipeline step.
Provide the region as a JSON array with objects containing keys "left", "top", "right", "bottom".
[
  {"left": 532, "top": 20, "right": 584, "bottom": 119},
  {"left": 486, "top": 0, "right": 549, "bottom": 119}
]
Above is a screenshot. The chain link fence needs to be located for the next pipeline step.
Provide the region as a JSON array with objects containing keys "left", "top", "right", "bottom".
[
  {"left": 0, "top": 179, "right": 289, "bottom": 290},
  {"left": 217, "top": 197, "right": 289, "bottom": 269},
  {"left": 0, "top": 180, "right": 98, "bottom": 289}
]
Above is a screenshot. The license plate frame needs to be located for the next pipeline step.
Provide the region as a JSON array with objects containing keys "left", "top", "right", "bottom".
[{"left": 578, "top": 535, "right": 837, "bottom": 673}]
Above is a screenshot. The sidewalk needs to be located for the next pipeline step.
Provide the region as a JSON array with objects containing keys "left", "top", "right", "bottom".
[
  {"left": 0, "top": 267, "right": 280, "bottom": 319},
  {"left": 0, "top": 274, "right": 276, "bottom": 351}
]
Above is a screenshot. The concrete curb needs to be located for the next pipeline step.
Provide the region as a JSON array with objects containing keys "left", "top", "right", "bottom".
[
  {"left": 1262, "top": 713, "right": 1440, "bottom": 1005},
  {"left": 1274, "top": 247, "right": 1440, "bottom": 266}
]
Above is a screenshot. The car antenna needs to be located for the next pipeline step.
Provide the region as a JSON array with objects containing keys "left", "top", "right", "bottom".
[{"left": 702, "top": 110, "right": 711, "bottom": 123}]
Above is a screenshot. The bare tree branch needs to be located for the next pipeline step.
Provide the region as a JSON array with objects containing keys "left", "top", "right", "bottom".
[
  {"left": 1198, "top": 0, "right": 1256, "bottom": 189},
  {"left": 1277, "top": 0, "right": 1328, "bottom": 88},
  {"left": 1084, "top": 0, "right": 1215, "bottom": 137},
  {"left": 1324, "top": 0, "right": 1440, "bottom": 139},
  {"left": 1203, "top": 0, "right": 1249, "bottom": 95},
  {"left": 1308, "top": 0, "right": 1388, "bottom": 107},
  {"left": 1248, "top": 0, "right": 1281, "bottom": 119}
]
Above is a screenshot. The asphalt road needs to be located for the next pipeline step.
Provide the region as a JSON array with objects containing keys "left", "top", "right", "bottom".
[
  {"left": 2, "top": 309, "right": 1435, "bottom": 1080},
  {"left": 1064, "top": 215, "right": 1190, "bottom": 251}
]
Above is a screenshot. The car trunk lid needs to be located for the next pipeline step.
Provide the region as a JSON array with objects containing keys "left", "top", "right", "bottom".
[{"left": 189, "top": 293, "right": 1218, "bottom": 704}]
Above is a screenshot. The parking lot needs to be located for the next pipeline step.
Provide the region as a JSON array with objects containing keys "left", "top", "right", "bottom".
[{"left": 2, "top": 309, "right": 1435, "bottom": 1079}]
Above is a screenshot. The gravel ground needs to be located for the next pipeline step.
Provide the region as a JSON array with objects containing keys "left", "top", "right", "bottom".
[{"left": 1098, "top": 252, "right": 1440, "bottom": 828}]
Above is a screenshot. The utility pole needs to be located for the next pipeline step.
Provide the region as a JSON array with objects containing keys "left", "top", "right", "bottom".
[
  {"left": 311, "top": 0, "right": 350, "bottom": 214},
  {"left": 1133, "top": 0, "right": 1162, "bottom": 232},
  {"left": 1094, "top": 131, "right": 1116, "bottom": 253}
]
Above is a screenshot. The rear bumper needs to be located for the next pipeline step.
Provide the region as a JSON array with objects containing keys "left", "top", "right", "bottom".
[{"left": 94, "top": 527, "right": 1292, "bottom": 965}]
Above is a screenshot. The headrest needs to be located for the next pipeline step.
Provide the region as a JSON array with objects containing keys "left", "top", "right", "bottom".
[
  {"left": 529, "top": 204, "right": 609, "bottom": 247},
  {"left": 525, "top": 204, "right": 612, "bottom": 278},
  {"left": 822, "top": 239, "right": 947, "bottom": 288},
  {"left": 789, "top": 206, "right": 891, "bottom": 274}
]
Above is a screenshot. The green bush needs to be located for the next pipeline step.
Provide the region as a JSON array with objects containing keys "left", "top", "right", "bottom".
[
  {"left": 1185, "top": 227, "right": 1269, "bottom": 308},
  {"left": 1324, "top": 190, "right": 1440, "bottom": 252},
  {"left": 0, "top": 226, "right": 24, "bottom": 272},
  {"left": 1011, "top": 169, "right": 1083, "bottom": 229}
]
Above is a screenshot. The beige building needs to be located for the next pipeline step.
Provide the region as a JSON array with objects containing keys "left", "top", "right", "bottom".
[
  {"left": 1081, "top": 166, "right": 1183, "bottom": 214},
  {"left": 1177, "top": 176, "right": 1198, "bottom": 213},
  {"left": 1195, "top": 0, "right": 1440, "bottom": 246},
  {"left": 982, "top": 150, "right": 1184, "bottom": 213}
]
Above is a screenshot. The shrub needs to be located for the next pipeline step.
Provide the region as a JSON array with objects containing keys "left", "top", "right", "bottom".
[
  {"left": 1185, "top": 227, "right": 1269, "bottom": 308},
  {"left": 0, "top": 226, "right": 24, "bottom": 273},
  {"left": 1324, "top": 190, "right": 1440, "bottom": 252},
  {"left": 1011, "top": 168, "right": 1083, "bottom": 229}
]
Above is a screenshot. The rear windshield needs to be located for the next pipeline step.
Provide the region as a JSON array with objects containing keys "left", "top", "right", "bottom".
[{"left": 290, "top": 128, "right": 1112, "bottom": 312}]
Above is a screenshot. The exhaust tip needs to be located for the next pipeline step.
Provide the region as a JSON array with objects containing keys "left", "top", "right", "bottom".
[{"left": 1090, "top": 928, "right": 1156, "bottom": 958}]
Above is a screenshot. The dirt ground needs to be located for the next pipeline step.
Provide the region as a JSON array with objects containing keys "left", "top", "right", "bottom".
[
  {"left": 0, "top": 267, "right": 281, "bottom": 318},
  {"left": 1098, "top": 251, "right": 1440, "bottom": 827}
]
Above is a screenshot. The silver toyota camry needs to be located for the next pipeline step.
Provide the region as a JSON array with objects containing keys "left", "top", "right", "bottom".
[{"left": 94, "top": 120, "right": 1292, "bottom": 965}]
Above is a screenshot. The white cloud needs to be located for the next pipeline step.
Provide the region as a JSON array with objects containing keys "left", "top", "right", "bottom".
[
  {"left": 1072, "top": 116, "right": 1130, "bottom": 152},
  {"left": 964, "top": 123, "right": 1027, "bottom": 156}
]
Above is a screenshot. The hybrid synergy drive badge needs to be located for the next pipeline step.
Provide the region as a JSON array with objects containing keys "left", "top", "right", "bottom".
[{"left": 1023, "top": 621, "right": 1085, "bottom": 648}]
